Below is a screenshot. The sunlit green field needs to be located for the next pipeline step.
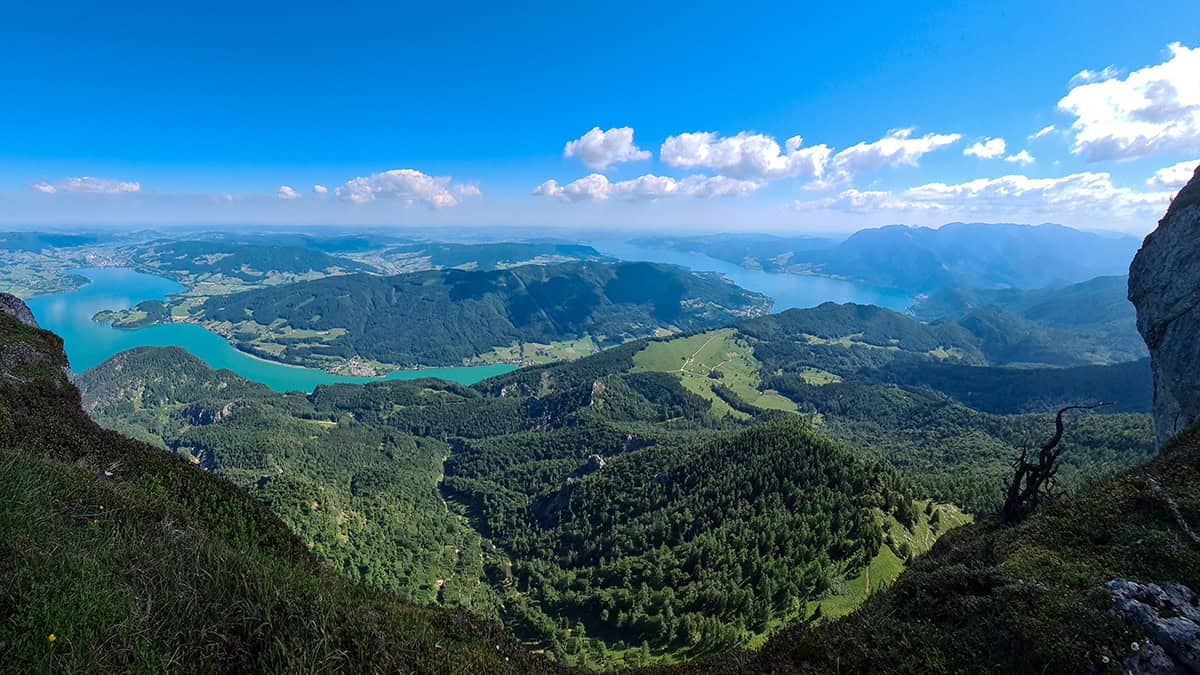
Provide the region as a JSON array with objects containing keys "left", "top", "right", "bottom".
[
  {"left": 632, "top": 328, "right": 797, "bottom": 418},
  {"left": 468, "top": 336, "right": 601, "bottom": 365}
]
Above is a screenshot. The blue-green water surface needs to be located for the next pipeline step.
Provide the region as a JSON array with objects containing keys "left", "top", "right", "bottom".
[{"left": 26, "top": 268, "right": 516, "bottom": 392}]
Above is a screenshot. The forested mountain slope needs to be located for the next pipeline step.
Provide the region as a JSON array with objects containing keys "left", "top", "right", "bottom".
[
  {"left": 911, "top": 275, "right": 1146, "bottom": 365},
  {"left": 661, "top": 423, "right": 1200, "bottom": 674},
  {"left": 0, "top": 301, "right": 552, "bottom": 674},
  {"left": 480, "top": 314, "right": 1155, "bottom": 516},
  {"left": 79, "top": 341, "right": 946, "bottom": 668},
  {"left": 740, "top": 299, "right": 1141, "bottom": 368},
  {"left": 195, "top": 261, "right": 771, "bottom": 368}
]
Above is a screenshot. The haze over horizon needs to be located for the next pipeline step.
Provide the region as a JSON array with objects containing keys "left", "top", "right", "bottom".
[{"left": 3, "top": 1, "right": 1198, "bottom": 234}]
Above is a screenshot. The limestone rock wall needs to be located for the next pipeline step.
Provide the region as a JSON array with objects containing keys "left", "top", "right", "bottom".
[{"left": 1129, "top": 163, "right": 1200, "bottom": 444}]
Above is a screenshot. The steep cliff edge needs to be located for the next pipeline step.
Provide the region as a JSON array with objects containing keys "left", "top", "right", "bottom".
[
  {"left": 1130, "top": 163, "right": 1200, "bottom": 444},
  {"left": 0, "top": 291, "right": 38, "bottom": 328}
]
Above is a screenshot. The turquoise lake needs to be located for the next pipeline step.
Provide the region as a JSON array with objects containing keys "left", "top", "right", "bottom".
[
  {"left": 26, "top": 268, "right": 517, "bottom": 393},
  {"left": 23, "top": 253, "right": 910, "bottom": 395}
]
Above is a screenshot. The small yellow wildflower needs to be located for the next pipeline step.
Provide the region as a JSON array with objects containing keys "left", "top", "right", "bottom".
[
  {"left": 99, "top": 505, "right": 105, "bottom": 511},
  {"left": 48, "top": 633, "right": 56, "bottom": 643}
]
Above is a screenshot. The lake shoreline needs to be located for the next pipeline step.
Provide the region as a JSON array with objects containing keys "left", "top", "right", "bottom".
[{"left": 27, "top": 267, "right": 517, "bottom": 392}]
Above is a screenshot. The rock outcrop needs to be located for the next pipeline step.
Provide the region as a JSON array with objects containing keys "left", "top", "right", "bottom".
[
  {"left": 0, "top": 293, "right": 38, "bottom": 328},
  {"left": 183, "top": 400, "right": 249, "bottom": 426},
  {"left": 1107, "top": 579, "right": 1200, "bottom": 673},
  {"left": 1129, "top": 163, "right": 1200, "bottom": 444},
  {"left": 0, "top": 293, "right": 70, "bottom": 386}
]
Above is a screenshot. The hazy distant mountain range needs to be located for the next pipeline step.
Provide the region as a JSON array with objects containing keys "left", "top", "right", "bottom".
[{"left": 636, "top": 222, "right": 1143, "bottom": 292}]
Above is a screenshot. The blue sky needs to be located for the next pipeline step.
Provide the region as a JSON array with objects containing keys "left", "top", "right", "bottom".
[{"left": 2, "top": 1, "right": 1198, "bottom": 233}]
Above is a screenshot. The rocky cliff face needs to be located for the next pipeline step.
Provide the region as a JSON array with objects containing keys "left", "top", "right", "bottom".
[
  {"left": 1129, "top": 163, "right": 1200, "bottom": 444},
  {"left": 0, "top": 293, "right": 70, "bottom": 387},
  {"left": 0, "top": 292, "right": 38, "bottom": 328}
]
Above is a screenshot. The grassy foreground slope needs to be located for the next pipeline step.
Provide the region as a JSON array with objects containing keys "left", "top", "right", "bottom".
[{"left": 0, "top": 312, "right": 554, "bottom": 673}]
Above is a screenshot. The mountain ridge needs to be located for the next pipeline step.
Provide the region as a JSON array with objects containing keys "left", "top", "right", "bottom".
[{"left": 194, "top": 260, "right": 772, "bottom": 369}]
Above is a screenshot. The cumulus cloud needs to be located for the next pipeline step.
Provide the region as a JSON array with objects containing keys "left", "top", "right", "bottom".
[
  {"left": 1004, "top": 149, "right": 1036, "bottom": 166},
  {"left": 277, "top": 186, "right": 300, "bottom": 200},
  {"left": 32, "top": 176, "right": 141, "bottom": 195},
  {"left": 334, "top": 169, "right": 477, "bottom": 208},
  {"left": 563, "top": 126, "right": 651, "bottom": 170},
  {"left": 533, "top": 173, "right": 763, "bottom": 202},
  {"left": 797, "top": 171, "right": 1171, "bottom": 219},
  {"left": 823, "top": 128, "right": 961, "bottom": 184},
  {"left": 1146, "top": 159, "right": 1200, "bottom": 189},
  {"left": 660, "top": 131, "right": 830, "bottom": 180},
  {"left": 964, "top": 137, "right": 1007, "bottom": 159},
  {"left": 312, "top": 184, "right": 328, "bottom": 194},
  {"left": 1029, "top": 125, "right": 1056, "bottom": 140},
  {"left": 1058, "top": 42, "right": 1200, "bottom": 161}
]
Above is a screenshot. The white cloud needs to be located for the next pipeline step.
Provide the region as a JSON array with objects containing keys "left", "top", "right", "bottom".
[
  {"left": 1068, "top": 65, "right": 1122, "bottom": 87},
  {"left": 277, "top": 185, "right": 300, "bottom": 200},
  {"left": 454, "top": 183, "right": 483, "bottom": 199},
  {"left": 660, "top": 131, "right": 830, "bottom": 180},
  {"left": 1029, "top": 125, "right": 1056, "bottom": 140},
  {"left": 824, "top": 127, "right": 961, "bottom": 183},
  {"left": 312, "top": 184, "right": 328, "bottom": 194},
  {"left": 534, "top": 175, "right": 607, "bottom": 201},
  {"left": 334, "top": 169, "right": 475, "bottom": 208},
  {"left": 563, "top": 126, "right": 651, "bottom": 171},
  {"left": 795, "top": 188, "right": 947, "bottom": 213},
  {"left": 31, "top": 177, "right": 141, "bottom": 195},
  {"left": 1146, "top": 159, "right": 1199, "bottom": 189},
  {"left": 63, "top": 177, "right": 141, "bottom": 194},
  {"left": 964, "top": 137, "right": 1007, "bottom": 159},
  {"left": 796, "top": 171, "right": 1172, "bottom": 220},
  {"left": 1058, "top": 42, "right": 1200, "bottom": 161},
  {"left": 533, "top": 173, "right": 763, "bottom": 202},
  {"left": 1004, "top": 149, "right": 1036, "bottom": 166}
]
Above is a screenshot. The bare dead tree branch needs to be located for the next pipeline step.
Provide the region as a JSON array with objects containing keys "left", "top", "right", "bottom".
[{"left": 1001, "top": 402, "right": 1111, "bottom": 526}]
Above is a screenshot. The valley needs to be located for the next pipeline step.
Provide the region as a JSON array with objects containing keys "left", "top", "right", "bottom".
[
  {"left": 65, "top": 249, "right": 1156, "bottom": 667},
  {"left": 0, "top": 219, "right": 1177, "bottom": 671}
]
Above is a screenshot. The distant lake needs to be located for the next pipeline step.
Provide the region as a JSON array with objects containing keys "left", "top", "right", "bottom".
[
  {"left": 595, "top": 239, "right": 913, "bottom": 312},
  {"left": 26, "top": 268, "right": 516, "bottom": 393}
]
